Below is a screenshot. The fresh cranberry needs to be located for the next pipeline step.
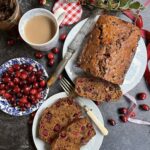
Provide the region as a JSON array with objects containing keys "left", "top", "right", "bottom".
[
  {"left": 52, "top": 47, "right": 59, "bottom": 54},
  {"left": 47, "top": 52, "right": 54, "bottom": 60},
  {"left": 60, "top": 132, "right": 66, "bottom": 138},
  {"left": 2, "top": 72, "right": 9, "bottom": 78},
  {"left": 7, "top": 67, "right": 14, "bottom": 73},
  {"left": 28, "top": 75, "right": 36, "bottom": 83},
  {"left": 139, "top": 104, "right": 150, "bottom": 111},
  {"left": 35, "top": 93, "right": 42, "bottom": 99},
  {"left": 25, "top": 102, "right": 31, "bottom": 108},
  {"left": 130, "top": 112, "right": 136, "bottom": 118},
  {"left": 19, "top": 81, "right": 27, "bottom": 86},
  {"left": 54, "top": 124, "right": 61, "bottom": 132},
  {"left": 30, "top": 89, "right": 38, "bottom": 95},
  {"left": 17, "top": 93, "right": 23, "bottom": 98},
  {"left": 3, "top": 93, "right": 12, "bottom": 99},
  {"left": 21, "top": 64, "right": 28, "bottom": 70},
  {"left": 3, "top": 77, "right": 11, "bottom": 83},
  {"left": 13, "top": 86, "right": 21, "bottom": 93},
  {"left": 108, "top": 119, "right": 116, "bottom": 126},
  {"left": 135, "top": 15, "right": 143, "bottom": 29},
  {"left": 0, "top": 90, "right": 6, "bottom": 96},
  {"left": 38, "top": 88, "right": 43, "bottom": 92},
  {"left": 118, "top": 107, "right": 128, "bottom": 114},
  {"left": 39, "top": 0, "right": 45, "bottom": 5},
  {"left": 120, "top": 115, "right": 128, "bottom": 123},
  {"left": 7, "top": 39, "right": 15, "bottom": 46},
  {"left": 59, "top": 33, "right": 67, "bottom": 41},
  {"left": 21, "top": 107, "right": 26, "bottom": 111},
  {"left": 13, "top": 77, "right": 20, "bottom": 84},
  {"left": 33, "top": 82, "right": 39, "bottom": 88},
  {"left": 23, "top": 86, "right": 31, "bottom": 94},
  {"left": 35, "top": 52, "right": 44, "bottom": 59},
  {"left": 48, "top": 59, "right": 54, "bottom": 66},
  {"left": 20, "top": 71, "right": 28, "bottom": 80},
  {"left": 29, "top": 95, "right": 36, "bottom": 101},
  {"left": 0, "top": 83, "right": 5, "bottom": 89},
  {"left": 95, "top": 101, "right": 101, "bottom": 106},
  {"left": 39, "top": 80, "right": 46, "bottom": 87},
  {"left": 13, "top": 64, "right": 20, "bottom": 71},
  {"left": 15, "top": 71, "right": 21, "bottom": 78},
  {"left": 136, "top": 92, "right": 147, "bottom": 100},
  {"left": 36, "top": 69, "right": 43, "bottom": 76},
  {"left": 19, "top": 97, "right": 28, "bottom": 104},
  {"left": 26, "top": 65, "right": 34, "bottom": 72}
]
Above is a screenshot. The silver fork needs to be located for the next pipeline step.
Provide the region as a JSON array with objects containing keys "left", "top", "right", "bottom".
[{"left": 60, "top": 77, "right": 108, "bottom": 136}]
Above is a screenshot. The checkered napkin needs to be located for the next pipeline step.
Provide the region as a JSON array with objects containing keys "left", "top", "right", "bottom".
[{"left": 52, "top": 1, "right": 83, "bottom": 26}]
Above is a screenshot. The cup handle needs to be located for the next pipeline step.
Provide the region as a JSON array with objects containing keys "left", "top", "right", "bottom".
[{"left": 54, "top": 7, "right": 66, "bottom": 26}]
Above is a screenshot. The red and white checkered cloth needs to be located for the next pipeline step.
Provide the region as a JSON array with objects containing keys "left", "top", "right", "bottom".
[{"left": 52, "top": 1, "right": 83, "bottom": 26}]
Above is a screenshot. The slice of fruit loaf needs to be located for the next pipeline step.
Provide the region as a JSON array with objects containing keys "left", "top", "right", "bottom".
[
  {"left": 39, "top": 97, "right": 82, "bottom": 144},
  {"left": 75, "top": 76, "right": 122, "bottom": 102},
  {"left": 51, "top": 117, "right": 96, "bottom": 150}
]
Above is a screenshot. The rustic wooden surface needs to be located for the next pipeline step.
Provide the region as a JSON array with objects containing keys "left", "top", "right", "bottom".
[{"left": 0, "top": 0, "right": 150, "bottom": 150}]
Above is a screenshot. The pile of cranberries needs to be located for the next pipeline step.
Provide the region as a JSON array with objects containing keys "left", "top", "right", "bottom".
[{"left": 0, "top": 63, "right": 47, "bottom": 111}]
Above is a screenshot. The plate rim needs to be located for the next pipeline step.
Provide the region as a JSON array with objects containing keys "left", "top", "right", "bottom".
[{"left": 32, "top": 92, "right": 104, "bottom": 150}]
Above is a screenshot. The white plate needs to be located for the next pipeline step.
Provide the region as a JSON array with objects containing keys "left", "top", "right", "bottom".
[
  {"left": 32, "top": 92, "right": 104, "bottom": 150},
  {"left": 63, "top": 17, "right": 147, "bottom": 94}
]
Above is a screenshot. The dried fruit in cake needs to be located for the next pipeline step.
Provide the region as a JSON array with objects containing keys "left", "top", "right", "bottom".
[
  {"left": 39, "top": 97, "right": 82, "bottom": 144},
  {"left": 75, "top": 76, "right": 122, "bottom": 102},
  {"left": 78, "top": 15, "right": 141, "bottom": 85},
  {"left": 51, "top": 117, "right": 96, "bottom": 150}
]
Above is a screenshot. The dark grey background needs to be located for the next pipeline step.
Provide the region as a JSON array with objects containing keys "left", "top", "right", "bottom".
[{"left": 0, "top": 0, "right": 150, "bottom": 150}]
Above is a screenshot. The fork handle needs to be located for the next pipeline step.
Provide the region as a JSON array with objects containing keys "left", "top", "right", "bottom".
[
  {"left": 84, "top": 106, "right": 108, "bottom": 136},
  {"left": 47, "top": 51, "right": 74, "bottom": 87}
]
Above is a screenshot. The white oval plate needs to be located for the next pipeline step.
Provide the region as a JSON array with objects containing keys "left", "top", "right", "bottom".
[
  {"left": 32, "top": 92, "right": 104, "bottom": 150},
  {"left": 63, "top": 17, "right": 147, "bottom": 94}
]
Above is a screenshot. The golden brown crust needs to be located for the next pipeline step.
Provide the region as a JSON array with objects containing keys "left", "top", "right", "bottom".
[{"left": 78, "top": 15, "right": 141, "bottom": 85}]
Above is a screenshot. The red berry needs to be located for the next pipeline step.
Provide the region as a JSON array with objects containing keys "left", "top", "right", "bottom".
[
  {"left": 20, "top": 97, "right": 28, "bottom": 104},
  {"left": 54, "top": 124, "right": 61, "bottom": 132},
  {"left": 28, "top": 75, "right": 36, "bottom": 83},
  {"left": 139, "top": 104, "right": 150, "bottom": 111},
  {"left": 7, "top": 39, "right": 15, "bottom": 46},
  {"left": 59, "top": 33, "right": 67, "bottom": 41},
  {"left": 118, "top": 107, "right": 128, "bottom": 114},
  {"left": 135, "top": 15, "right": 143, "bottom": 29},
  {"left": 2, "top": 72, "right": 9, "bottom": 78},
  {"left": 0, "top": 83, "right": 5, "bottom": 89},
  {"left": 33, "top": 82, "right": 39, "bottom": 88},
  {"left": 52, "top": 47, "right": 59, "bottom": 54},
  {"left": 21, "top": 64, "right": 28, "bottom": 69},
  {"left": 108, "top": 119, "right": 116, "bottom": 126},
  {"left": 120, "top": 115, "right": 128, "bottom": 123},
  {"left": 95, "top": 101, "right": 101, "bottom": 106},
  {"left": 13, "top": 77, "right": 20, "bottom": 84},
  {"left": 35, "top": 93, "right": 42, "bottom": 99},
  {"left": 39, "top": 0, "right": 46, "bottom": 5},
  {"left": 48, "top": 59, "right": 54, "bottom": 66},
  {"left": 3, "top": 77, "right": 11, "bottom": 83},
  {"left": 38, "top": 88, "right": 43, "bottom": 92},
  {"left": 20, "top": 71, "right": 28, "bottom": 80},
  {"left": 13, "top": 64, "right": 20, "bottom": 70},
  {"left": 0, "top": 90, "right": 6, "bottom": 96},
  {"left": 35, "top": 52, "right": 44, "bottom": 59},
  {"left": 30, "top": 89, "right": 38, "bottom": 95},
  {"left": 36, "top": 69, "right": 43, "bottom": 76},
  {"left": 7, "top": 67, "right": 14, "bottom": 73},
  {"left": 136, "top": 92, "right": 147, "bottom": 100},
  {"left": 47, "top": 52, "right": 54, "bottom": 60},
  {"left": 15, "top": 71, "right": 21, "bottom": 78},
  {"left": 23, "top": 86, "right": 31, "bottom": 94},
  {"left": 3, "top": 93, "right": 12, "bottom": 99},
  {"left": 25, "top": 102, "right": 31, "bottom": 108},
  {"left": 13, "top": 86, "right": 21, "bottom": 93},
  {"left": 26, "top": 65, "right": 34, "bottom": 72},
  {"left": 39, "top": 80, "right": 46, "bottom": 87},
  {"left": 130, "top": 112, "right": 136, "bottom": 118}
]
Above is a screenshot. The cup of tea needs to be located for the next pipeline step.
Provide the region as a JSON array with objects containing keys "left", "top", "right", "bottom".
[{"left": 19, "top": 8, "right": 66, "bottom": 51}]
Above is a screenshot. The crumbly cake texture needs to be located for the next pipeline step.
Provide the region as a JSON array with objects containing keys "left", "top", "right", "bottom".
[
  {"left": 78, "top": 15, "right": 141, "bottom": 85},
  {"left": 39, "top": 97, "right": 82, "bottom": 144},
  {"left": 51, "top": 117, "right": 96, "bottom": 150},
  {"left": 75, "top": 76, "right": 122, "bottom": 102}
]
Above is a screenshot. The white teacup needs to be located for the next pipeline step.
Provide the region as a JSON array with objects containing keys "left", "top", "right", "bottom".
[{"left": 19, "top": 8, "right": 66, "bottom": 51}]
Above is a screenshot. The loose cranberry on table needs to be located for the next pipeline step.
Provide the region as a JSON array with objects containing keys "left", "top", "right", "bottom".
[
  {"left": 7, "top": 39, "right": 15, "bottom": 46},
  {"left": 139, "top": 104, "right": 150, "bottom": 111},
  {"left": 48, "top": 59, "right": 54, "bottom": 67},
  {"left": 47, "top": 52, "right": 54, "bottom": 60},
  {"left": 108, "top": 119, "right": 116, "bottom": 126},
  {"left": 35, "top": 52, "right": 44, "bottom": 59},
  {"left": 59, "top": 33, "right": 67, "bottom": 41},
  {"left": 136, "top": 92, "right": 147, "bottom": 100},
  {"left": 52, "top": 47, "right": 59, "bottom": 54},
  {"left": 119, "top": 115, "right": 128, "bottom": 123},
  {"left": 118, "top": 107, "right": 128, "bottom": 114}
]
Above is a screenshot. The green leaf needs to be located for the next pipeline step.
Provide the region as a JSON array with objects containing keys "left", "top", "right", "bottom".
[
  {"left": 129, "top": 2, "right": 141, "bottom": 9},
  {"left": 120, "top": 0, "right": 132, "bottom": 7}
]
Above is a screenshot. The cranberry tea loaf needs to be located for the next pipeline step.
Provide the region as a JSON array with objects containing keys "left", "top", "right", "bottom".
[
  {"left": 39, "top": 97, "right": 82, "bottom": 144},
  {"left": 78, "top": 15, "right": 141, "bottom": 85},
  {"left": 75, "top": 76, "right": 122, "bottom": 102},
  {"left": 51, "top": 117, "right": 96, "bottom": 150}
]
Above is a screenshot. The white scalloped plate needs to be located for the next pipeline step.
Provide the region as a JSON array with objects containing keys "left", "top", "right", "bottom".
[
  {"left": 32, "top": 92, "right": 104, "bottom": 150},
  {"left": 63, "top": 17, "right": 147, "bottom": 94}
]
